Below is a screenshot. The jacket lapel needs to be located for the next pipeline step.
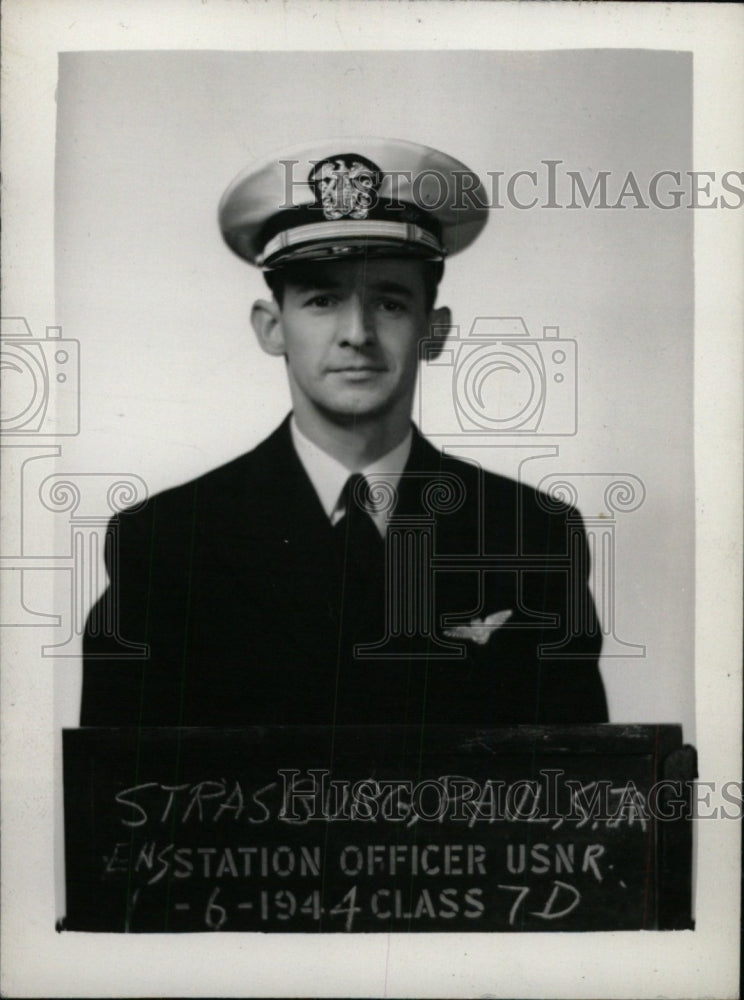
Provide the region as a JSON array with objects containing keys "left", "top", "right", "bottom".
[
  {"left": 394, "top": 430, "right": 511, "bottom": 651},
  {"left": 214, "top": 418, "right": 343, "bottom": 666}
]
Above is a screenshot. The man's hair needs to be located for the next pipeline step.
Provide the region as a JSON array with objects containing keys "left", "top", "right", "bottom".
[{"left": 263, "top": 258, "right": 445, "bottom": 312}]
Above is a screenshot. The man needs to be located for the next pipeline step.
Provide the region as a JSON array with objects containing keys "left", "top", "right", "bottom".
[{"left": 81, "top": 138, "right": 608, "bottom": 727}]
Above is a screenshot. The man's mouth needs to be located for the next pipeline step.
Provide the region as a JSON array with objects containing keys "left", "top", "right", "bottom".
[{"left": 329, "top": 365, "right": 386, "bottom": 375}]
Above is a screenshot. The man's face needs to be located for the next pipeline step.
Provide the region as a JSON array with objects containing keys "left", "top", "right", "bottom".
[{"left": 253, "top": 258, "right": 449, "bottom": 426}]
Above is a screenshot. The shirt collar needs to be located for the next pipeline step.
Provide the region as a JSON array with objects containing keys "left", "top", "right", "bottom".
[{"left": 290, "top": 416, "right": 412, "bottom": 534}]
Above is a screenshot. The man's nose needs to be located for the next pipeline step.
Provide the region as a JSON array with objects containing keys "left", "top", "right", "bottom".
[{"left": 338, "top": 298, "right": 373, "bottom": 347}]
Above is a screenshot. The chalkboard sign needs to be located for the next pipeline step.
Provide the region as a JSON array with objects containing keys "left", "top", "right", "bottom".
[{"left": 62, "top": 726, "right": 695, "bottom": 933}]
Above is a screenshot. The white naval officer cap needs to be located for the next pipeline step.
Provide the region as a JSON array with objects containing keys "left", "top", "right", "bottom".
[{"left": 218, "top": 138, "right": 489, "bottom": 269}]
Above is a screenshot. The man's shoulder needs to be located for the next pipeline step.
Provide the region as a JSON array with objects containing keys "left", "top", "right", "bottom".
[
  {"left": 414, "top": 432, "right": 575, "bottom": 521},
  {"left": 117, "top": 419, "right": 291, "bottom": 523}
]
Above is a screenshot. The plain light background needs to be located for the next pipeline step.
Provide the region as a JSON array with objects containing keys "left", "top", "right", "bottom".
[
  {"left": 54, "top": 48, "right": 694, "bottom": 735},
  {"left": 2, "top": 3, "right": 741, "bottom": 997}
]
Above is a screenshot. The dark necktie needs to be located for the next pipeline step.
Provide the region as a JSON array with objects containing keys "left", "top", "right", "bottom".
[
  {"left": 332, "top": 473, "right": 383, "bottom": 560},
  {"left": 332, "top": 473, "right": 385, "bottom": 643}
]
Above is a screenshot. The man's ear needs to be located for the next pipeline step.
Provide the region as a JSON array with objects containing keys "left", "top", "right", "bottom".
[
  {"left": 251, "top": 299, "right": 286, "bottom": 356},
  {"left": 424, "top": 306, "right": 452, "bottom": 362}
]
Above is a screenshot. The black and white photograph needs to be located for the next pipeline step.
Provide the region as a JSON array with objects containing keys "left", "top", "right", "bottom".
[{"left": 1, "top": 1, "right": 742, "bottom": 997}]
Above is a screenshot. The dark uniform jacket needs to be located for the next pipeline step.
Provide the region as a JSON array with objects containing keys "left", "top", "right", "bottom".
[{"left": 81, "top": 417, "right": 608, "bottom": 726}]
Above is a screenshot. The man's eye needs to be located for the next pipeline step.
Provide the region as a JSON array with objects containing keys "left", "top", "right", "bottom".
[
  {"left": 304, "top": 295, "right": 336, "bottom": 308},
  {"left": 379, "top": 300, "right": 407, "bottom": 313}
]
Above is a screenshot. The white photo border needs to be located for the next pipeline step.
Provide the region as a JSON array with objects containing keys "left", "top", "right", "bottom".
[{"left": 1, "top": 2, "right": 742, "bottom": 998}]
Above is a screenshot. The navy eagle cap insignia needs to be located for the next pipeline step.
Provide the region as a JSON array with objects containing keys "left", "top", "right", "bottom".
[
  {"left": 443, "top": 609, "right": 513, "bottom": 645},
  {"left": 309, "top": 154, "right": 383, "bottom": 221}
]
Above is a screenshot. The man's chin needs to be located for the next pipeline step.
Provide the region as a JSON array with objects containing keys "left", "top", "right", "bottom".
[{"left": 318, "top": 395, "right": 393, "bottom": 425}]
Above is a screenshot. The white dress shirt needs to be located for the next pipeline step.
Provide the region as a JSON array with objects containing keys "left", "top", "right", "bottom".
[{"left": 290, "top": 417, "right": 412, "bottom": 537}]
